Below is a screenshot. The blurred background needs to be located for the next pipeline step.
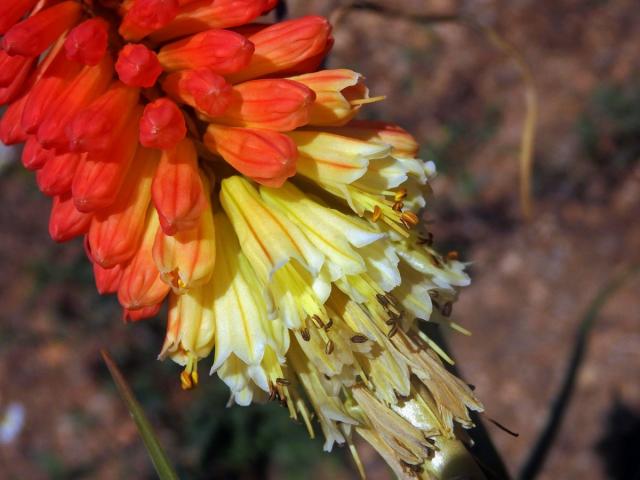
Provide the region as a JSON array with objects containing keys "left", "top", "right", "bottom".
[{"left": 1, "top": 0, "right": 639, "bottom": 479}]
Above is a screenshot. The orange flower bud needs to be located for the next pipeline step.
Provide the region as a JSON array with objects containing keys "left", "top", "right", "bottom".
[
  {"left": 115, "top": 43, "right": 163, "bottom": 88},
  {"left": 213, "top": 79, "right": 315, "bottom": 131},
  {"left": 0, "top": 0, "right": 38, "bottom": 34},
  {"left": 49, "top": 192, "right": 92, "bottom": 243},
  {"left": 21, "top": 48, "right": 84, "bottom": 135},
  {"left": 289, "top": 69, "right": 368, "bottom": 126},
  {"left": 64, "top": 18, "right": 109, "bottom": 66},
  {"left": 36, "top": 151, "right": 83, "bottom": 196},
  {"left": 72, "top": 107, "right": 142, "bottom": 212},
  {"left": 36, "top": 55, "right": 114, "bottom": 151},
  {"left": 88, "top": 147, "right": 158, "bottom": 268},
  {"left": 123, "top": 303, "right": 162, "bottom": 322},
  {"left": 228, "top": 16, "right": 332, "bottom": 84},
  {"left": 67, "top": 82, "right": 140, "bottom": 153},
  {"left": 93, "top": 262, "right": 125, "bottom": 295},
  {"left": 2, "top": 1, "right": 82, "bottom": 57},
  {"left": 152, "top": 138, "right": 207, "bottom": 235},
  {"left": 204, "top": 125, "right": 297, "bottom": 187},
  {"left": 153, "top": 181, "right": 215, "bottom": 293},
  {"left": 118, "top": 209, "right": 171, "bottom": 310},
  {"left": 157, "top": 29, "right": 253, "bottom": 74},
  {"left": 161, "top": 69, "right": 233, "bottom": 117},
  {"left": 119, "top": 0, "right": 179, "bottom": 41},
  {"left": 22, "top": 136, "right": 53, "bottom": 170},
  {"left": 139, "top": 98, "right": 186, "bottom": 150},
  {"left": 150, "top": 0, "right": 267, "bottom": 42}
]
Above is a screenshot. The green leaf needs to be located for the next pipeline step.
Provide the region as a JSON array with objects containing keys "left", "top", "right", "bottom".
[{"left": 101, "top": 349, "right": 180, "bottom": 480}]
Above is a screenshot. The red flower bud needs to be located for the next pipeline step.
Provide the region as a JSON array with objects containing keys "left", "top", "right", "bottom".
[
  {"left": 36, "top": 55, "right": 114, "bottom": 151},
  {"left": 67, "top": 82, "right": 140, "bottom": 153},
  {"left": 120, "top": 0, "right": 180, "bottom": 40},
  {"left": 161, "top": 69, "right": 233, "bottom": 117},
  {"left": 64, "top": 18, "right": 109, "bottom": 66},
  {"left": 93, "top": 263, "right": 125, "bottom": 295},
  {"left": 115, "top": 43, "right": 163, "bottom": 88},
  {"left": 88, "top": 147, "right": 158, "bottom": 268},
  {"left": 158, "top": 29, "right": 253, "bottom": 74},
  {"left": 72, "top": 107, "right": 142, "bottom": 212},
  {"left": 0, "top": 93, "right": 30, "bottom": 144},
  {"left": 0, "top": 0, "right": 38, "bottom": 35},
  {"left": 36, "top": 151, "right": 83, "bottom": 196},
  {"left": 0, "top": 51, "right": 31, "bottom": 88},
  {"left": 150, "top": 0, "right": 267, "bottom": 42},
  {"left": 139, "top": 98, "right": 186, "bottom": 150},
  {"left": 21, "top": 135, "right": 54, "bottom": 170},
  {"left": 152, "top": 138, "right": 207, "bottom": 235},
  {"left": 49, "top": 192, "right": 93, "bottom": 243},
  {"left": 204, "top": 125, "right": 297, "bottom": 187},
  {"left": 2, "top": 1, "right": 82, "bottom": 57}
]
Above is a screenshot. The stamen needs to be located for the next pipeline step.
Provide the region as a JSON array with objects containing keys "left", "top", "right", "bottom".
[
  {"left": 324, "top": 339, "right": 334, "bottom": 354},
  {"left": 350, "top": 334, "right": 368, "bottom": 344},
  {"left": 392, "top": 201, "right": 404, "bottom": 212},
  {"left": 371, "top": 205, "right": 382, "bottom": 222},
  {"left": 394, "top": 188, "right": 407, "bottom": 202},
  {"left": 349, "top": 95, "right": 386, "bottom": 106},
  {"left": 324, "top": 318, "right": 333, "bottom": 331},
  {"left": 301, "top": 327, "right": 311, "bottom": 341},
  {"left": 311, "top": 314, "right": 325, "bottom": 329},
  {"left": 276, "top": 377, "right": 291, "bottom": 386},
  {"left": 400, "top": 211, "right": 419, "bottom": 229},
  {"left": 387, "top": 324, "right": 399, "bottom": 338}
]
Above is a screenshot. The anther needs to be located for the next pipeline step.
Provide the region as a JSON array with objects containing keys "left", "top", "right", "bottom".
[
  {"left": 387, "top": 324, "right": 399, "bottom": 338},
  {"left": 371, "top": 205, "right": 382, "bottom": 222},
  {"left": 394, "top": 188, "right": 407, "bottom": 202},
  {"left": 325, "top": 340, "right": 334, "bottom": 355},
  {"left": 430, "top": 254, "right": 443, "bottom": 268},
  {"left": 324, "top": 318, "right": 333, "bottom": 331},
  {"left": 392, "top": 201, "right": 404, "bottom": 212},
  {"left": 276, "top": 377, "right": 291, "bottom": 386},
  {"left": 301, "top": 328, "right": 311, "bottom": 341},
  {"left": 400, "top": 211, "right": 419, "bottom": 229},
  {"left": 311, "top": 314, "right": 324, "bottom": 329},
  {"left": 376, "top": 293, "right": 389, "bottom": 306},
  {"left": 350, "top": 334, "right": 368, "bottom": 344}
]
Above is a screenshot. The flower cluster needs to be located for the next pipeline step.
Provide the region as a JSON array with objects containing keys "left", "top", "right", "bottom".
[{"left": 0, "top": 0, "right": 482, "bottom": 477}]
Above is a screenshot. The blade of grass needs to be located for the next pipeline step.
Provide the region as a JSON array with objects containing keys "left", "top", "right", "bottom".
[
  {"left": 518, "top": 263, "right": 640, "bottom": 480},
  {"left": 101, "top": 349, "right": 180, "bottom": 480}
]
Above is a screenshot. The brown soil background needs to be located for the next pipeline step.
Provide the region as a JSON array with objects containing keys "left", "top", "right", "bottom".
[{"left": 1, "top": 1, "right": 639, "bottom": 479}]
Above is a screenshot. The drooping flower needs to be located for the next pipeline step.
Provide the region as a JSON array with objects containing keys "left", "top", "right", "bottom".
[{"left": 0, "top": 1, "right": 483, "bottom": 476}]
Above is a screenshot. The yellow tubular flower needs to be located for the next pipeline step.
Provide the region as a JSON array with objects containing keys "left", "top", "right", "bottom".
[{"left": 2, "top": 2, "right": 487, "bottom": 475}]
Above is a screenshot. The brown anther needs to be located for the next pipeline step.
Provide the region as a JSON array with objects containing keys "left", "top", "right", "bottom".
[
  {"left": 350, "top": 334, "right": 368, "bottom": 344},
  {"left": 430, "top": 254, "right": 443, "bottom": 268},
  {"left": 441, "top": 301, "right": 453, "bottom": 317},
  {"left": 392, "top": 201, "right": 404, "bottom": 212},
  {"left": 446, "top": 250, "right": 459, "bottom": 261},
  {"left": 324, "top": 318, "right": 333, "bottom": 331},
  {"left": 394, "top": 188, "right": 407, "bottom": 202},
  {"left": 276, "top": 377, "right": 291, "bottom": 386},
  {"left": 376, "top": 293, "right": 389, "bottom": 306},
  {"left": 400, "top": 211, "right": 419, "bottom": 229},
  {"left": 301, "top": 328, "right": 311, "bottom": 341},
  {"left": 387, "top": 324, "right": 399, "bottom": 338},
  {"left": 325, "top": 339, "right": 334, "bottom": 355},
  {"left": 417, "top": 232, "right": 434, "bottom": 246},
  {"left": 311, "top": 314, "right": 325, "bottom": 329},
  {"left": 385, "top": 318, "right": 396, "bottom": 326},
  {"left": 180, "top": 370, "right": 193, "bottom": 390},
  {"left": 371, "top": 205, "right": 382, "bottom": 222}
]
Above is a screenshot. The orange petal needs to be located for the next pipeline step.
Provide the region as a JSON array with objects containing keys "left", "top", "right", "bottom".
[
  {"left": 227, "top": 16, "right": 332, "bottom": 83},
  {"left": 213, "top": 78, "right": 314, "bottom": 131},
  {"left": 118, "top": 209, "right": 171, "bottom": 310}
]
